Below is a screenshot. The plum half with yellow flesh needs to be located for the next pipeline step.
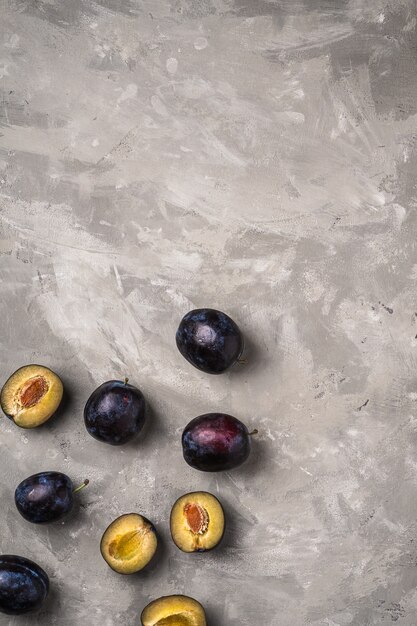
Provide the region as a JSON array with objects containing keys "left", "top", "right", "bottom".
[
  {"left": 170, "top": 491, "right": 225, "bottom": 553},
  {"left": 100, "top": 513, "right": 157, "bottom": 574},
  {"left": 141, "top": 595, "right": 206, "bottom": 626},
  {"left": 1, "top": 365, "right": 63, "bottom": 428}
]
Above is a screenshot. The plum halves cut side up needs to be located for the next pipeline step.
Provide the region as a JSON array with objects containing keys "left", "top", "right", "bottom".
[
  {"left": 141, "top": 595, "right": 206, "bottom": 626},
  {"left": 100, "top": 513, "right": 157, "bottom": 574},
  {"left": 1, "top": 364, "right": 63, "bottom": 428},
  {"left": 170, "top": 491, "right": 225, "bottom": 553}
]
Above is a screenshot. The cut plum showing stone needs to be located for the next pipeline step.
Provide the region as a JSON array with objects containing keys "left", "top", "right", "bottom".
[
  {"left": 1, "top": 364, "right": 63, "bottom": 428},
  {"left": 170, "top": 491, "right": 225, "bottom": 552}
]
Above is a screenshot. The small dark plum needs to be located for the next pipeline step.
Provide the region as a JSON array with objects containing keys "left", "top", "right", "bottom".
[
  {"left": 182, "top": 413, "right": 257, "bottom": 472},
  {"left": 84, "top": 379, "right": 146, "bottom": 445},
  {"left": 176, "top": 308, "right": 243, "bottom": 374},
  {"left": 15, "top": 471, "right": 89, "bottom": 524},
  {"left": 0, "top": 555, "right": 49, "bottom": 615}
]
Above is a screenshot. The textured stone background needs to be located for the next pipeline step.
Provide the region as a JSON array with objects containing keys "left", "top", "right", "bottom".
[{"left": 1, "top": 1, "right": 417, "bottom": 624}]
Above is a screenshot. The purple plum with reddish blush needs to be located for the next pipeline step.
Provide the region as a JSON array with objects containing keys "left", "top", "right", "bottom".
[{"left": 182, "top": 413, "right": 256, "bottom": 471}]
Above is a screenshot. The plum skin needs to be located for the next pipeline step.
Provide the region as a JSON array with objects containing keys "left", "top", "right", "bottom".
[
  {"left": 182, "top": 413, "right": 251, "bottom": 471},
  {"left": 0, "top": 555, "right": 49, "bottom": 615},
  {"left": 84, "top": 380, "right": 146, "bottom": 445},
  {"left": 176, "top": 309, "right": 243, "bottom": 374},
  {"left": 15, "top": 471, "right": 74, "bottom": 524}
]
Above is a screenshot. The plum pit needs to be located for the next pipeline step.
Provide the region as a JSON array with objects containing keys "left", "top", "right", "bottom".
[
  {"left": 184, "top": 503, "right": 209, "bottom": 535},
  {"left": 1, "top": 364, "right": 63, "bottom": 428},
  {"left": 18, "top": 376, "right": 49, "bottom": 408}
]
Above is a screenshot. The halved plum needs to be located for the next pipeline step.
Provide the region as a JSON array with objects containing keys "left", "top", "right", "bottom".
[
  {"left": 100, "top": 513, "right": 157, "bottom": 574},
  {"left": 1, "top": 365, "right": 63, "bottom": 428},
  {"left": 141, "top": 595, "right": 206, "bottom": 626},
  {"left": 170, "top": 492, "right": 225, "bottom": 553}
]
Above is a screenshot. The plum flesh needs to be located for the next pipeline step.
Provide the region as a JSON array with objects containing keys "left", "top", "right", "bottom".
[
  {"left": 182, "top": 413, "right": 252, "bottom": 471},
  {"left": 100, "top": 513, "right": 158, "bottom": 574},
  {"left": 176, "top": 309, "right": 243, "bottom": 374},
  {"left": 141, "top": 595, "right": 207, "bottom": 626},
  {"left": 84, "top": 380, "right": 146, "bottom": 445},
  {"left": 170, "top": 491, "right": 225, "bottom": 552},
  {"left": 0, "top": 364, "right": 63, "bottom": 428},
  {"left": 0, "top": 555, "right": 49, "bottom": 615}
]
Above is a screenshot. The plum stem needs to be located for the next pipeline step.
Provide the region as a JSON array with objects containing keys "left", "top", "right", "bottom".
[
  {"left": 249, "top": 429, "right": 258, "bottom": 436},
  {"left": 72, "top": 479, "right": 89, "bottom": 494},
  {"left": 124, "top": 377, "right": 129, "bottom": 385}
]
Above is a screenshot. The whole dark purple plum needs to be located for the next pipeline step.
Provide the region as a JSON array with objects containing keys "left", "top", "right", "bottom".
[
  {"left": 84, "top": 379, "right": 146, "bottom": 445},
  {"left": 15, "top": 472, "right": 88, "bottom": 524},
  {"left": 176, "top": 309, "right": 243, "bottom": 375},
  {"left": 182, "top": 413, "right": 256, "bottom": 471},
  {"left": 0, "top": 555, "right": 49, "bottom": 615}
]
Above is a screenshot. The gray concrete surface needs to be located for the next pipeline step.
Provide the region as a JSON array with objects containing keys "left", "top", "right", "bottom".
[{"left": 1, "top": 1, "right": 417, "bottom": 624}]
